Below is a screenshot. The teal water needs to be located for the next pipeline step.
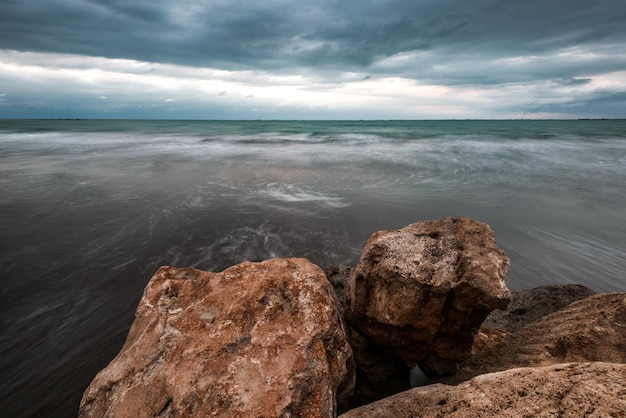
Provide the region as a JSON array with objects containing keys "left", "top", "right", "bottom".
[
  {"left": 3, "top": 118, "right": 626, "bottom": 138},
  {"left": 1, "top": 119, "right": 625, "bottom": 416}
]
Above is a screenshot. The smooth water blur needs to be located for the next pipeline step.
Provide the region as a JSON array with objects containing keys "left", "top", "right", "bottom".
[{"left": 1, "top": 119, "right": 625, "bottom": 416}]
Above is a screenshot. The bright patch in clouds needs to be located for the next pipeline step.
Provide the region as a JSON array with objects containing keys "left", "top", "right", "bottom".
[
  {"left": 0, "top": 50, "right": 480, "bottom": 118},
  {"left": 2, "top": 49, "right": 624, "bottom": 119}
]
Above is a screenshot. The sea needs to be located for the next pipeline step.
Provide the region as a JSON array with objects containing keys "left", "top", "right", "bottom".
[{"left": 1, "top": 119, "right": 625, "bottom": 416}]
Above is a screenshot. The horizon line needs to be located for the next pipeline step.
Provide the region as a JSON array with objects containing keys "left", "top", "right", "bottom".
[{"left": 2, "top": 117, "right": 625, "bottom": 122}]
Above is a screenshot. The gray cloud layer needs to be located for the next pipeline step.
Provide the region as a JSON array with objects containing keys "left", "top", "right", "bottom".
[
  {"left": 3, "top": 1, "right": 625, "bottom": 72},
  {"left": 1, "top": 0, "right": 626, "bottom": 118}
]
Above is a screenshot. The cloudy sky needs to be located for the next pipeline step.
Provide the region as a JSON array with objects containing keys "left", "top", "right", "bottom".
[{"left": 1, "top": 0, "right": 626, "bottom": 119}]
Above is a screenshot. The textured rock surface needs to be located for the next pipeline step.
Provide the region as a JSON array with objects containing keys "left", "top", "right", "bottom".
[
  {"left": 439, "top": 292, "right": 626, "bottom": 385},
  {"left": 324, "top": 265, "right": 353, "bottom": 316},
  {"left": 79, "top": 258, "right": 355, "bottom": 418},
  {"left": 347, "top": 217, "right": 511, "bottom": 374},
  {"left": 345, "top": 325, "right": 410, "bottom": 406},
  {"left": 325, "top": 266, "right": 410, "bottom": 406},
  {"left": 340, "top": 362, "right": 626, "bottom": 417},
  {"left": 469, "top": 326, "right": 510, "bottom": 357},
  {"left": 484, "top": 284, "right": 596, "bottom": 332}
]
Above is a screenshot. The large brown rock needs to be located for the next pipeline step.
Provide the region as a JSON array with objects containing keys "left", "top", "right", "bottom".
[
  {"left": 326, "top": 266, "right": 411, "bottom": 405},
  {"left": 325, "top": 266, "right": 411, "bottom": 406},
  {"left": 483, "top": 284, "right": 596, "bottom": 332},
  {"left": 79, "top": 258, "right": 355, "bottom": 418},
  {"left": 340, "top": 362, "right": 626, "bottom": 417},
  {"left": 345, "top": 325, "right": 411, "bottom": 406},
  {"left": 440, "top": 292, "right": 626, "bottom": 385},
  {"left": 347, "top": 217, "right": 511, "bottom": 374},
  {"left": 467, "top": 284, "right": 596, "bottom": 361}
]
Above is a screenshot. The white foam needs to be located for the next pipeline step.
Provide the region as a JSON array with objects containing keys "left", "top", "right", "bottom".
[{"left": 260, "top": 183, "right": 349, "bottom": 208}]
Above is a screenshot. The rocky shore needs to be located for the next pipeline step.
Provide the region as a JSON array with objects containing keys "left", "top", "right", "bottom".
[{"left": 79, "top": 217, "right": 626, "bottom": 417}]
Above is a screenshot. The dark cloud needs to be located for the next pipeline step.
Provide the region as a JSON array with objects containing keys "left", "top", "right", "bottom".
[
  {"left": 1, "top": 0, "right": 625, "bottom": 118},
  {"left": 523, "top": 89, "right": 626, "bottom": 118},
  {"left": 561, "top": 78, "right": 593, "bottom": 86},
  {"left": 2, "top": 0, "right": 626, "bottom": 75}
]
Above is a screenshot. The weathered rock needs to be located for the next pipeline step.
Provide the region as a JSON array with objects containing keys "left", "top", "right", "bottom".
[
  {"left": 326, "top": 266, "right": 410, "bottom": 406},
  {"left": 467, "top": 284, "right": 597, "bottom": 366},
  {"left": 79, "top": 258, "right": 355, "bottom": 418},
  {"left": 484, "top": 284, "right": 596, "bottom": 332},
  {"left": 339, "top": 362, "right": 626, "bottom": 417},
  {"left": 469, "top": 326, "right": 510, "bottom": 357},
  {"left": 346, "top": 325, "right": 410, "bottom": 407},
  {"left": 439, "top": 292, "right": 626, "bottom": 385},
  {"left": 347, "top": 217, "right": 511, "bottom": 374},
  {"left": 324, "top": 265, "right": 353, "bottom": 316},
  {"left": 467, "top": 284, "right": 596, "bottom": 363}
]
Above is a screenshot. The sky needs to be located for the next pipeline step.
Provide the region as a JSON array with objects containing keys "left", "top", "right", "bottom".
[{"left": 1, "top": 0, "right": 626, "bottom": 120}]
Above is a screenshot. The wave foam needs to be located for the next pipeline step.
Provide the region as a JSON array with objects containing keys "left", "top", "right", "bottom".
[{"left": 260, "top": 183, "right": 349, "bottom": 208}]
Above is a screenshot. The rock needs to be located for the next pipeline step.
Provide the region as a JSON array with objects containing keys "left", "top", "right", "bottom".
[
  {"left": 483, "top": 284, "right": 596, "bottom": 332},
  {"left": 324, "top": 265, "right": 353, "bottom": 316},
  {"left": 465, "top": 284, "right": 596, "bottom": 366},
  {"left": 345, "top": 325, "right": 410, "bottom": 407},
  {"left": 470, "top": 326, "right": 510, "bottom": 357},
  {"left": 339, "top": 362, "right": 626, "bottom": 417},
  {"left": 325, "top": 266, "right": 410, "bottom": 407},
  {"left": 79, "top": 258, "right": 355, "bottom": 418},
  {"left": 347, "top": 217, "right": 511, "bottom": 374},
  {"left": 439, "top": 292, "right": 626, "bottom": 385}
]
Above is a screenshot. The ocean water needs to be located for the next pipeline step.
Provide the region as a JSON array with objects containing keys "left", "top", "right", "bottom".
[{"left": 1, "top": 119, "right": 625, "bottom": 416}]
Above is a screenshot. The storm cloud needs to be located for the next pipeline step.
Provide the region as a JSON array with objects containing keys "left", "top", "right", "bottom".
[{"left": 1, "top": 0, "right": 626, "bottom": 118}]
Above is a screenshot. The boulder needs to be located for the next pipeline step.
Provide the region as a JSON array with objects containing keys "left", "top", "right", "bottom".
[
  {"left": 79, "top": 258, "right": 355, "bottom": 418},
  {"left": 439, "top": 292, "right": 626, "bottom": 385},
  {"left": 347, "top": 217, "right": 511, "bottom": 374},
  {"left": 468, "top": 326, "right": 510, "bottom": 357},
  {"left": 324, "top": 265, "right": 353, "bottom": 316},
  {"left": 339, "top": 362, "right": 626, "bottom": 417},
  {"left": 467, "top": 284, "right": 596, "bottom": 364},
  {"left": 326, "top": 266, "right": 410, "bottom": 406},
  {"left": 345, "top": 325, "right": 410, "bottom": 406},
  {"left": 483, "top": 284, "right": 596, "bottom": 332}
]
